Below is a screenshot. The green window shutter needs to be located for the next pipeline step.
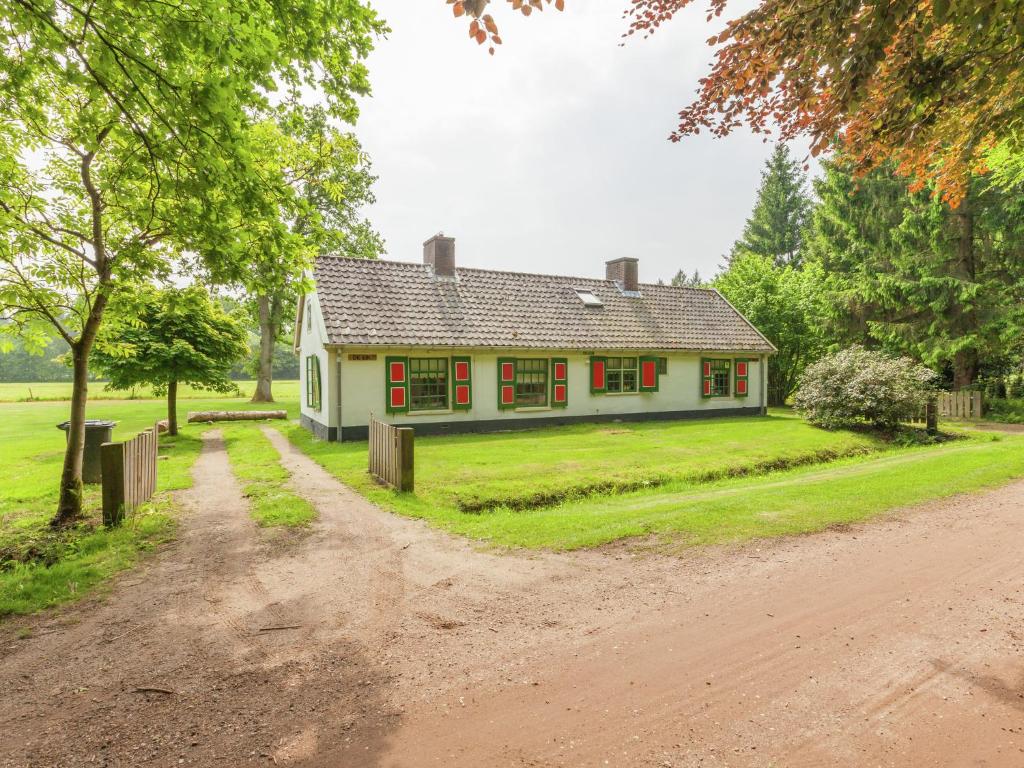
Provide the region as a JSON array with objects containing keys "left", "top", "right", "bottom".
[
  {"left": 734, "top": 358, "right": 750, "bottom": 398},
  {"left": 550, "top": 357, "right": 568, "bottom": 407},
  {"left": 497, "top": 357, "right": 516, "bottom": 410},
  {"left": 639, "top": 356, "right": 659, "bottom": 392},
  {"left": 451, "top": 356, "right": 472, "bottom": 410},
  {"left": 385, "top": 356, "right": 409, "bottom": 414},
  {"left": 312, "top": 357, "right": 321, "bottom": 410},
  {"left": 701, "top": 358, "right": 713, "bottom": 399},
  {"left": 305, "top": 356, "right": 322, "bottom": 410},
  {"left": 589, "top": 356, "right": 607, "bottom": 394}
]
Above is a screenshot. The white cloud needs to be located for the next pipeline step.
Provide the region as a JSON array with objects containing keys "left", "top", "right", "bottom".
[{"left": 356, "top": 0, "right": 814, "bottom": 283}]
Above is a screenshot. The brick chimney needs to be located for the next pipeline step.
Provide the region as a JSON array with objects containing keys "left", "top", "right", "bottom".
[
  {"left": 606, "top": 257, "right": 639, "bottom": 293},
  {"left": 423, "top": 233, "right": 455, "bottom": 278}
]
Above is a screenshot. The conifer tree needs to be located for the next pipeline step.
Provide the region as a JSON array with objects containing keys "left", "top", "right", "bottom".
[{"left": 731, "top": 144, "right": 811, "bottom": 268}]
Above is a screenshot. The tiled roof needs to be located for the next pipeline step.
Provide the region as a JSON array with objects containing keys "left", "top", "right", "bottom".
[{"left": 312, "top": 257, "right": 776, "bottom": 352}]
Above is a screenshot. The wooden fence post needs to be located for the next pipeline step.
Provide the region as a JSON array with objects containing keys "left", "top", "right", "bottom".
[
  {"left": 925, "top": 397, "right": 938, "bottom": 435},
  {"left": 101, "top": 442, "right": 125, "bottom": 527},
  {"left": 398, "top": 427, "right": 414, "bottom": 492}
]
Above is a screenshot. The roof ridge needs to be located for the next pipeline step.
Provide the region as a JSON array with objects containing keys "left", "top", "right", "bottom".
[{"left": 315, "top": 255, "right": 719, "bottom": 292}]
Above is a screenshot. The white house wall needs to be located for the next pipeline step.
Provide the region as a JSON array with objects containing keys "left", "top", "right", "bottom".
[
  {"left": 297, "top": 291, "right": 338, "bottom": 438},
  {"left": 331, "top": 346, "right": 766, "bottom": 440}
]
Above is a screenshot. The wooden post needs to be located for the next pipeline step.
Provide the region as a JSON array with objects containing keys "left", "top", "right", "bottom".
[
  {"left": 925, "top": 397, "right": 938, "bottom": 435},
  {"left": 972, "top": 391, "right": 983, "bottom": 419},
  {"left": 398, "top": 427, "right": 414, "bottom": 492},
  {"left": 101, "top": 441, "right": 125, "bottom": 527}
]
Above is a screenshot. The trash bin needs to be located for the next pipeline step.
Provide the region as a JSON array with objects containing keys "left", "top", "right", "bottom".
[{"left": 56, "top": 419, "right": 117, "bottom": 484}]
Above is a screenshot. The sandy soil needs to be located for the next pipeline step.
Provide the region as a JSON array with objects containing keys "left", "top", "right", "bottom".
[{"left": 2, "top": 427, "right": 1023, "bottom": 767}]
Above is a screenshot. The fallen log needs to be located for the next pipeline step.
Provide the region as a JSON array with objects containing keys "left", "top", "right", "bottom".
[{"left": 187, "top": 410, "right": 288, "bottom": 423}]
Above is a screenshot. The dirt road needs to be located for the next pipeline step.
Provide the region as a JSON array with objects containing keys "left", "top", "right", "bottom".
[{"left": 2, "top": 428, "right": 1023, "bottom": 767}]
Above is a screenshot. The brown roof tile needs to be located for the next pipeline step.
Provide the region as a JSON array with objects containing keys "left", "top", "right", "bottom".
[{"left": 313, "top": 257, "right": 776, "bottom": 352}]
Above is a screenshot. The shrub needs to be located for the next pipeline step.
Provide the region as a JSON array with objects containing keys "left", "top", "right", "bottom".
[{"left": 794, "top": 346, "right": 937, "bottom": 429}]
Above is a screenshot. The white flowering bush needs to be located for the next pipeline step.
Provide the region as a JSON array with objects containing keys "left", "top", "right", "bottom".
[{"left": 794, "top": 346, "right": 937, "bottom": 429}]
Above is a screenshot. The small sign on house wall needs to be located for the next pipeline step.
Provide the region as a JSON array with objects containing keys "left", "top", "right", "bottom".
[{"left": 348, "top": 353, "right": 378, "bottom": 361}]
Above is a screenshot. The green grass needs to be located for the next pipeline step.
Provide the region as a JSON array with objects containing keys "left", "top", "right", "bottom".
[
  {"left": 0, "top": 393, "right": 297, "bottom": 617},
  {"left": 285, "top": 413, "right": 1024, "bottom": 551},
  {"left": 0, "top": 379, "right": 300, "bottom": 403},
  {"left": 290, "top": 413, "right": 889, "bottom": 513},
  {"left": 222, "top": 424, "right": 316, "bottom": 528}
]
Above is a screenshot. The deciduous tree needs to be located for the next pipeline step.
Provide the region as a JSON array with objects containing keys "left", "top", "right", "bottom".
[
  {"left": 92, "top": 287, "right": 248, "bottom": 435},
  {"left": 713, "top": 252, "right": 828, "bottom": 405},
  {"left": 624, "top": 0, "right": 1024, "bottom": 204},
  {"left": 0, "top": 0, "right": 383, "bottom": 525}
]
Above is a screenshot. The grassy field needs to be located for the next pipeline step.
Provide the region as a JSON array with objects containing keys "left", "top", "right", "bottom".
[
  {"left": 0, "top": 380, "right": 300, "bottom": 403},
  {"left": 286, "top": 414, "right": 1024, "bottom": 550},
  {"left": 222, "top": 424, "right": 316, "bottom": 528},
  {"left": 290, "top": 414, "right": 888, "bottom": 513},
  {"left": 0, "top": 394, "right": 296, "bottom": 617}
]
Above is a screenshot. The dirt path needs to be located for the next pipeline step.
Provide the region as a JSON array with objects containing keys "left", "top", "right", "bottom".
[{"left": 3, "top": 428, "right": 1024, "bottom": 767}]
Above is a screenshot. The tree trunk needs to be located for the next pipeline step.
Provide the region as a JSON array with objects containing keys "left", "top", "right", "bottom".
[
  {"left": 54, "top": 346, "right": 90, "bottom": 526},
  {"left": 167, "top": 379, "right": 178, "bottom": 436},
  {"left": 951, "top": 193, "right": 979, "bottom": 389},
  {"left": 251, "top": 294, "right": 278, "bottom": 403},
  {"left": 50, "top": 130, "right": 111, "bottom": 528},
  {"left": 952, "top": 349, "right": 978, "bottom": 390}
]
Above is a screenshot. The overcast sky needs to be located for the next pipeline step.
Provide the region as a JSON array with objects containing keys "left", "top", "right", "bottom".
[{"left": 354, "top": 0, "right": 814, "bottom": 285}]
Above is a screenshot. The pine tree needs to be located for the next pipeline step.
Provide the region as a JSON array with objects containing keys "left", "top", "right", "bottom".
[
  {"left": 732, "top": 144, "right": 811, "bottom": 268},
  {"left": 670, "top": 269, "right": 704, "bottom": 287},
  {"left": 805, "top": 155, "right": 1024, "bottom": 389}
]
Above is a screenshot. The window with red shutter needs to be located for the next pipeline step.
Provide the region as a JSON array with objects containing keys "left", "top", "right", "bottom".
[{"left": 551, "top": 357, "right": 568, "bottom": 407}]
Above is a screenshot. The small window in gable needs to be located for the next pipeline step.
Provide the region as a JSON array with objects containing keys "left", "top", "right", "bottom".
[
  {"left": 574, "top": 289, "right": 603, "bottom": 307},
  {"left": 306, "top": 301, "right": 312, "bottom": 332}
]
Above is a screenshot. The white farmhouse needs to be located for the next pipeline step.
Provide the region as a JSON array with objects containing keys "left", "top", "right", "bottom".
[{"left": 295, "top": 234, "right": 775, "bottom": 441}]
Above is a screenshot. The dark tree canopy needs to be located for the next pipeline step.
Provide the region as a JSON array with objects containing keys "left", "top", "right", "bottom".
[{"left": 805, "top": 155, "right": 1024, "bottom": 388}]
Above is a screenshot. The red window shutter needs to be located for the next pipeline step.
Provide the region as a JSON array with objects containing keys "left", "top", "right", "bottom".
[
  {"left": 703, "top": 378, "right": 712, "bottom": 396},
  {"left": 703, "top": 361, "right": 711, "bottom": 377},
  {"left": 590, "top": 357, "right": 606, "bottom": 393},
  {"left": 551, "top": 357, "right": 568, "bottom": 407},
  {"left": 451, "top": 356, "right": 472, "bottom": 410},
  {"left": 734, "top": 357, "right": 749, "bottom": 398},
  {"left": 385, "top": 356, "right": 409, "bottom": 413},
  {"left": 640, "top": 359, "right": 656, "bottom": 390},
  {"left": 736, "top": 361, "right": 747, "bottom": 378},
  {"left": 390, "top": 386, "right": 406, "bottom": 409},
  {"left": 737, "top": 379, "right": 747, "bottom": 395},
  {"left": 497, "top": 357, "right": 516, "bottom": 409}
]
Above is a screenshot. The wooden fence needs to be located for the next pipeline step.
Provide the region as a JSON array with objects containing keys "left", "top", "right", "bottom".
[
  {"left": 368, "top": 416, "right": 414, "bottom": 492},
  {"left": 101, "top": 423, "right": 159, "bottom": 526},
  {"left": 937, "top": 391, "right": 984, "bottom": 419}
]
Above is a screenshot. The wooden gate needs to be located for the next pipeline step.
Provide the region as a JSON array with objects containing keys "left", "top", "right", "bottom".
[
  {"left": 937, "top": 391, "right": 984, "bottom": 419},
  {"left": 101, "top": 423, "right": 159, "bottom": 526},
  {"left": 368, "top": 416, "right": 414, "bottom": 492}
]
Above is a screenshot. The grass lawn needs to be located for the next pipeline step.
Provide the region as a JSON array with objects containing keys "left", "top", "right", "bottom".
[
  {"left": 285, "top": 413, "right": 1024, "bottom": 550},
  {"left": 0, "top": 394, "right": 296, "bottom": 618},
  {"left": 0, "top": 379, "right": 299, "bottom": 403},
  {"left": 222, "top": 424, "right": 316, "bottom": 528},
  {"left": 290, "top": 413, "right": 888, "bottom": 513}
]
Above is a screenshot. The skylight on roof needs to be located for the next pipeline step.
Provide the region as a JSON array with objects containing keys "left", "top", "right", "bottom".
[{"left": 574, "top": 289, "right": 604, "bottom": 307}]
